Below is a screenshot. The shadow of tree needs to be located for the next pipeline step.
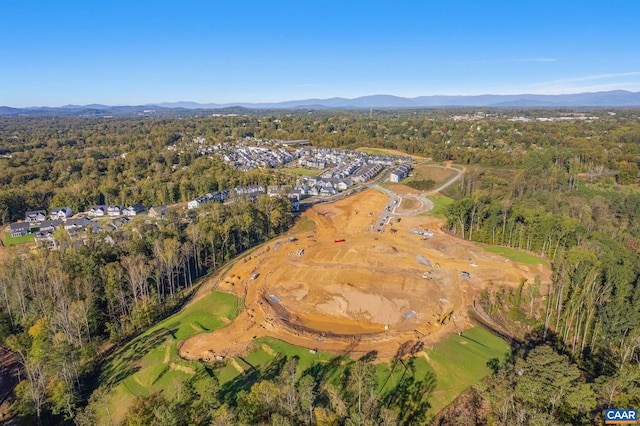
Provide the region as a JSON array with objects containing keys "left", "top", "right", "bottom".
[
  {"left": 379, "top": 358, "right": 437, "bottom": 425},
  {"left": 100, "top": 327, "right": 175, "bottom": 388}
]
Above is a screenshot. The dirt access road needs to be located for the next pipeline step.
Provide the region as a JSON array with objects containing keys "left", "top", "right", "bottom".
[{"left": 180, "top": 186, "right": 549, "bottom": 362}]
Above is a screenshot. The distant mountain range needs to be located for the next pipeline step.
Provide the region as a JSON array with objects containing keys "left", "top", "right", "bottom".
[{"left": 2, "top": 90, "right": 640, "bottom": 117}]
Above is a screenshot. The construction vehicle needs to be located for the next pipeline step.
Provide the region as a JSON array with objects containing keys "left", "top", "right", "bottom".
[{"left": 434, "top": 310, "right": 454, "bottom": 326}]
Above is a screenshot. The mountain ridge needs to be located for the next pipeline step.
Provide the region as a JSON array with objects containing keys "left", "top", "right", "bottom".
[{"left": 2, "top": 90, "right": 640, "bottom": 116}]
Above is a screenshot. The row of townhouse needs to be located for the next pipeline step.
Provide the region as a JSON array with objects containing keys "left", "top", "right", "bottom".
[
  {"left": 88, "top": 204, "right": 147, "bottom": 218},
  {"left": 10, "top": 204, "right": 160, "bottom": 239},
  {"left": 369, "top": 154, "right": 413, "bottom": 165},
  {"left": 352, "top": 164, "right": 384, "bottom": 183},
  {"left": 187, "top": 190, "right": 229, "bottom": 210},
  {"left": 203, "top": 143, "right": 294, "bottom": 171},
  {"left": 12, "top": 214, "right": 133, "bottom": 242},
  {"left": 187, "top": 184, "right": 303, "bottom": 212},
  {"left": 233, "top": 185, "right": 265, "bottom": 198},
  {"left": 390, "top": 164, "right": 412, "bottom": 183},
  {"left": 34, "top": 217, "right": 132, "bottom": 244}
]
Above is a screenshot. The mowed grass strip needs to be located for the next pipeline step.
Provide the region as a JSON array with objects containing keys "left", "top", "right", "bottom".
[
  {"left": 426, "top": 195, "right": 453, "bottom": 218},
  {"left": 426, "top": 327, "right": 509, "bottom": 414},
  {"left": 3, "top": 231, "right": 35, "bottom": 246},
  {"left": 476, "top": 243, "right": 549, "bottom": 266},
  {"left": 99, "top": 290, "right": 238, "bottom": 424}
]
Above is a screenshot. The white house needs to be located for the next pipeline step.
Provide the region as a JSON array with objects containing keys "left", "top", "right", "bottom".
[
  {"left": 25, "top": 210, "right": 47, "bottom": 223},
  {"left": 123, "top": 204, "right": 146, "bottom": 216},
  {"left": 50, "top": 207, "right": 73, "bottom": 220},
  {"left": 88, "top": 206, "right": 107, "bottom": 217},
  {"left": 106, "top": 205, "right": 122, "bottom": 217}
]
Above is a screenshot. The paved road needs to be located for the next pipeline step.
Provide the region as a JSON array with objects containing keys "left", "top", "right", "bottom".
[
  {"left": 301, "top": 163, "right": 463, "bottom": 222},
  {"left": 428, "top": 164, "right": 463, "bottom": 193}
]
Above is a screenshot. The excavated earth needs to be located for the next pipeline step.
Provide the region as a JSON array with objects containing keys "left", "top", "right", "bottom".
[{"left": 180, "top": 189, "right": 550, "bottom": 361}]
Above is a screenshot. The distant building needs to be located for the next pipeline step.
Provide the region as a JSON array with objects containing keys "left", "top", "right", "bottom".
[
  {"left": 188, "top": 190, "right": 228, "bottom": 209},
  {"left": 275, "top": 140, "right": 311, "bottom": 147},
  {"left": 34, "top": 231, "right": 55, "bottom": 244},
  {"left": 64, "top": 217, "right": 90, "bottom": 231}
]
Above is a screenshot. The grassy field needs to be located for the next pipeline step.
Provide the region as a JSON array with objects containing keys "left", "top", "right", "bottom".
[
  {"left": 426, "top": 195, "right": 454, "bottom": 218},
  {"left": 426, "top": 327, "right": 508, "bottom": 413},
  {"left": 98, "top": 290, "right": 239, "bottom": 423},
  {"left": 3, "top": 231, "right": 35, "bottom": 246},
  {"left": 356, "top": 147, "right": 389, "bottom": 156},
  {"left": 406, "top": 164, "right": 458, "bottom": 186},
  {"left": 475, "top": 243, "right": 549, "bottom": 266},
  {"left": 280, "top": 167, "right": 322, "bottom": 177}
]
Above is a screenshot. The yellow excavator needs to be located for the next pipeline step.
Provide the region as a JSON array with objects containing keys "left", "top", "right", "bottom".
[{"left": 434, "top": 310, "right": 453, "bottom": 326}]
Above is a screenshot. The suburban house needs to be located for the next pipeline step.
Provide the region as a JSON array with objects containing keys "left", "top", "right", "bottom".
[
  {"left": 123, "top": 204, "right": 147, "bottom": 216},
  {"left": 188, "top": 190, "right": 228, "bottom": 209},
  {"left": 288, "top": 195, "right": 301, "bottom": 212},
  {"left": 25, "top": 210, "right": 47, "bottom": 223},
  {"left": 107, "top": 205, "right": 122, "bottom": 217},
  {"left": 319, "top": 187, "right": 337, "bottom": 196},
  {"left": 34, "top": 231, "right": 55, "bottom": 244},
  {"left": 10, "top": 222, "right": 31, "bottom": 237},
  {"left": 336, "top": 179, "right": 353, "bottom": 191},
  {"left": 88, "top": 205, "right": 107, "bottom": 217},
  {"left": 39, "top": 220, "right": 63, "bottom": 232},
  {"left": 86, "top": 221, "right": 103, "bottom": 234},
  {"left": 50, "top": 207, "right": 73, "bottom": 220},
  {"left": 64, "top": 217, "right": 90, "bottom": 231}
]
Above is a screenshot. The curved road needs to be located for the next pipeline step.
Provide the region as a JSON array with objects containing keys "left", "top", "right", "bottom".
[
  {"left": 373, "top": 163, "right": 464, "bottom": 224},
  {"left": 302, "top": 162, "right": 464, "bottom": 231}
]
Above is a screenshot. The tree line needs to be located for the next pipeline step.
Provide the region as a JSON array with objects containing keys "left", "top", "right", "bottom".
[{"left": 0, "top": 195, "right": 293, "bottom": 424}]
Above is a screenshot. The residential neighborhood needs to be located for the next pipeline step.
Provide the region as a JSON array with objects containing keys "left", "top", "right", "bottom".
[{"left": 4, "top": 141, "right": 413, "bottom": 250}]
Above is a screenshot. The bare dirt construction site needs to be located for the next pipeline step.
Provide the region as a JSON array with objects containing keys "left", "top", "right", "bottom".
[{"left": 180, "top": 189, "right": 550, "bottom": 362}]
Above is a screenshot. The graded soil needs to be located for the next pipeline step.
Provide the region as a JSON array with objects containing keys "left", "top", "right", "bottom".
[{"left": 179, "top": 189, "right": 550, "bottom": 361}]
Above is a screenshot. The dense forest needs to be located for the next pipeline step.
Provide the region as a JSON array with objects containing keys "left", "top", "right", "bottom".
[{"left": 2, "top": 109, "right": 640, "bottom": 424}]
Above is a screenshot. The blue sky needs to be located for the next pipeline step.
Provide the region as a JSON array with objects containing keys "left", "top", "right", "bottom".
[{"left": 2, "top": 1, "right": 639, "bottom": 107}]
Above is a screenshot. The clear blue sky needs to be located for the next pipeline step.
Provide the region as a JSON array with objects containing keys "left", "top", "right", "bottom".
[{"left": 2, "top": 1, "right": 639, "bottom": 107}]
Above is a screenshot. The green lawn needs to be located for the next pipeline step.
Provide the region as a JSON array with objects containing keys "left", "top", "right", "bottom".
[
  {"left": 426, "top": 327, "right": 509, "bottom": 414},
  {"left": 356, "top": 147, "right": 389, "bottom": 156},
  {"left": 280, "top": 167, "right": 322, "bottom": 177},
  {"left": 98, "top": 290, "right": 239, "bottom": 424},
  {"left": 426, "top": 195, "right": 454, "bottom": 218},
  {"left": 475, "top": 243, "right": 549, "bottom": 266},
  {"left": 3, "top": 231, "right": 35, "bottom": 246}
]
